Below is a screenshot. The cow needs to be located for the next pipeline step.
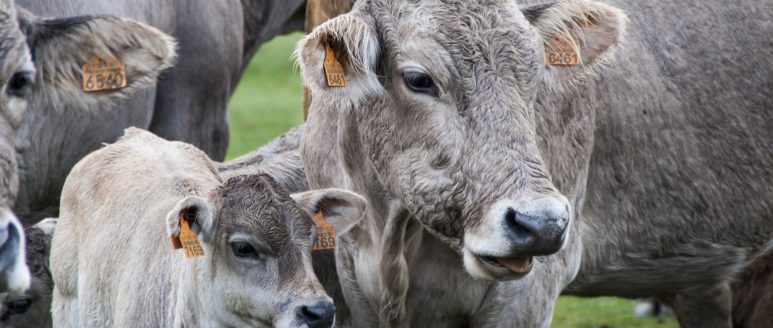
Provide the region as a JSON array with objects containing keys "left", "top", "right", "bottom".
[
  {"left": 15, "top": 0, "right": 307, "bottom": 222},
  {"left": 50, "top": 128, "right": 366, "bottom": 327},
  {"left": 297, "top": 0, "right": 772, "bottom": 326},
  {"left": 0, "top": 126, "right": 309, "bottom": 328},
  {"left": 0, "top": 218, "right": 56, "bottom": 328},
  {"left": 0, "top": 0, "right": 178, "bottom": 227}
]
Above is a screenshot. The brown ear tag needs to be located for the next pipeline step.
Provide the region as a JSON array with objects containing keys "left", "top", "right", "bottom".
[
  {"left": 170, "top": 214, "right": 205, "bottom": 257},
  {"left": 82, "top": 53, "right": 128, "bottom": 92},
  {"left": 312, "top": 211, "right": 336, "bottom": 251},
  {"left": 545, "top": 36, "right": 581, "bottom": 66},
  {"left": 323, "top": 43, "right": 347, "bottom": 87}
]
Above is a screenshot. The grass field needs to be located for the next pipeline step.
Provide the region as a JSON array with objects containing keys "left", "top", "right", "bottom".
[{"left": 227, "top": 33, "right": 679, "bottom": 328}]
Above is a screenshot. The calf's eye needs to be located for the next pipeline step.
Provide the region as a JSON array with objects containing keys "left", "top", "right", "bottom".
[
  {"left": 402, "top": 71, "right": 438, "bottom": 97},
  {"left": 231, "top": 241, "right": 260, "bottom": 259}
]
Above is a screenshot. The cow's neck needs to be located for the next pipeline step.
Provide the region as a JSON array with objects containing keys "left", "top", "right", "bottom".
[
  {"left": 240, "top": 0, "right": 304, "bottom": 68},
  {"left": 171, "top": 261, "right": 211, "bottom": 327}
]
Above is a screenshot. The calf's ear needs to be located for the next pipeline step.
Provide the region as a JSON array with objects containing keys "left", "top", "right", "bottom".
[
  {"left": 296, "top": 13, "right": 382, "bottom": 100},
  {"left": 522, "top": 0, "right": 627, "bottom": 86},
  {"left": 291, "top": 189, "right": 366, "bottom": 235},
  {"left": 19, "top": 11, "right": 176, "bottom": 108},
  {"left": 165, "top": 196, "right": 216, "bottom": 243}
]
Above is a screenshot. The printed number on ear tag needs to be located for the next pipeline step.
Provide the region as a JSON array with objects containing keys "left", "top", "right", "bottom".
[
  {"left": 545, "top": 36, "right": 581, "bottom": 66},
  {"left": 170, "top": 214, "right": 205, "bottom": 257},
  {"left": 82, "top": 53, "right": 128, "bottom": 92},
  {"left": 323, "top": 44, "right": 347, "bottom": 87},
  {"left": 312, "top": 211, "right": 337, "bottom": 251}
]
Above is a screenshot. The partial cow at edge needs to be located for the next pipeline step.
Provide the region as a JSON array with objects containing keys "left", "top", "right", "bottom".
[{"left": 0, "top": 218, "right": 56, "bottom": 328}]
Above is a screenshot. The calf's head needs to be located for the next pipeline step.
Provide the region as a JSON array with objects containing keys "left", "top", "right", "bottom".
[
  {"left": 299, "top": 0, "right": 625, "bottom": 280},
  {"left": 0, "top": 0, "right": 175, "bottom": 220},
  {"left": 166, "top": 174, "right": 365, "bottom": 327}
]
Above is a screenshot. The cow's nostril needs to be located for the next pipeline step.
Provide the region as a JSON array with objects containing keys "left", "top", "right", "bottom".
[
  {"left": 504, "top": 208, "right": 534, "bottom": 239},
  {"left": 296, "top": 301, "right": 335, "bottom": 328}
]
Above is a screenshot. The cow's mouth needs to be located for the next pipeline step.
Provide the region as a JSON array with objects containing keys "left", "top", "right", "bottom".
[{"left": 479, "top": 255, "right": 534, "bottom": 274}]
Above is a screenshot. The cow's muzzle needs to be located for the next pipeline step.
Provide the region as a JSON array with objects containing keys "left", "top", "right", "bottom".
[{"left": 463, "top": 196, "right": 570, "bottom": 280}]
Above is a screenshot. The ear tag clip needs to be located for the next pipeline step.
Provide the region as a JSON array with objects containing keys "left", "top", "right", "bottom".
[
  {"left": 323, "top": 43, "right": 347, "bottom": 87},
  {"left": 170, "top": 213, "right": 205, "bottom": 257},
  {"left": 82, "top": 53, "right": 128, "bottom": 92},
  {"left": 545, "top": 36, "right": 581, "bottom": 66},
  {"left": 312, "top": 211, "right": 337, "bottom": 251}
]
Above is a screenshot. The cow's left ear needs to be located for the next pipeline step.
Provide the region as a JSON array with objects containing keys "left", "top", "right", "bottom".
[
  {"left": 522, "top": 0, "right": 627, "bottom": 85},
  {"left": 19, "top": 10, "right": 176, "bottom": 106},
  {"left": 291, "top": 189, "right": 366, "bottom": 235}
]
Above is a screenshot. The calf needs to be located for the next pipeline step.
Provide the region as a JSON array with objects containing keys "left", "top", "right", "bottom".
[{"left": 51, "top": 128, "right": 365, "bottom": 327}]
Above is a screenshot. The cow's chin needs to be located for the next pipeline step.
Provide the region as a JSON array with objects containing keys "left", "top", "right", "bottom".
[{"left": 462, "top": 246, "right": 534, "bottom": 281}]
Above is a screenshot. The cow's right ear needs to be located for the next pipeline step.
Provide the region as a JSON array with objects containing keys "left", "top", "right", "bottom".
[
  {"left": 19, "top": 10, "right": 176, "bottom": 107},
  {"left": 297, "top": 14, "right": 382, "bottom": 100},
  {"left": 166, "top": 196, "right": 216, "bottom": 243}
]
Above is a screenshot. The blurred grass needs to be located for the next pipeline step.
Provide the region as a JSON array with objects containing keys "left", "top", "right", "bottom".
[
  {"left": 226, "top": 33, "right": 305, "bottom": 160},
  {"left": 227, "top": 33, "right": 679, "bottom": 328}
]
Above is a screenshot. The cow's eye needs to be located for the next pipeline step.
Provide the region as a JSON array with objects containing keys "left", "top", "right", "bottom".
[
  {"left": 402, "top": 71, "right": 438, "bottom": 97},
  {"left": 7, "top": 71, "right": 33, "bottom": 98},
  {"left": 231, "top": 241, "right": 260, "bottom": 259}
]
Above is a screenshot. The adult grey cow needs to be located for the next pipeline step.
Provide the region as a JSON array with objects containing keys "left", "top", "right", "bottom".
[
  {"left": 1, "top": 0, "right": 178, "bottom": 224},
  {"left": 0, "top": 0, "right": 174, "bottom": 306},
  {"left": 51, "top": 128, "right": 366, "bottom": 327},
  {"left": 15, "top": 0, "right": 306, "bottom": 222},
  {"left": 298, "top": 0, "right": 772, "bottom": 326}
]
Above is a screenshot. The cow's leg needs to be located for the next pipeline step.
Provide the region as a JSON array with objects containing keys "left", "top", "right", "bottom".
[{"left": 667, "top": 283, "right": 732, "bottom": 328}]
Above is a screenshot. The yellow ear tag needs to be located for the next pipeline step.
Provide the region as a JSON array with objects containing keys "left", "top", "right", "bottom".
[
  {"left": 82, "top": 53, "right": 128, "bottom": 92},
  {"left": 545, "top": 36, "right": 581, "bottom": 66},
  {"left": 171, "top": 213, "right": 205, "bottom": 257},
  {"left": 323, "top": 44, "right": 347, "bottom": 87},
  {"left": 312, "top": 211, "right": 336, "bottom": 251}
]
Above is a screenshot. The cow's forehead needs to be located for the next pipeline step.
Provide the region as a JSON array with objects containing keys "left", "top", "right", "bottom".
[
  {"left": 372, "top": 0, "right": 538, "bottom": 78},
  {"left": 215, "top": 175, "right": 313, "bottom": 251},
  {"left": 373, "top": 0, "right": 530, "bottom": 36}
]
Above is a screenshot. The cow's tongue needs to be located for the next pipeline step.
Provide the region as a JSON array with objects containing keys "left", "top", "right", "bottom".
[{"left": 496, "top": 257, "right": 533, "bottom": 273}]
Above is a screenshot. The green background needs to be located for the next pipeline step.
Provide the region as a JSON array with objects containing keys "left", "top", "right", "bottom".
[{"left": 227, "top": 32, "right": 679, "bottom": 328}]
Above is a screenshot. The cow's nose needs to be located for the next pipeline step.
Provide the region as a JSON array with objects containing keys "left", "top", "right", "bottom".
[
  {"left": 296, "top": 300, "right": 335, "bottom": 328},
  {"left": 503, "top": 196, "right": 569, "bottom": 255}
]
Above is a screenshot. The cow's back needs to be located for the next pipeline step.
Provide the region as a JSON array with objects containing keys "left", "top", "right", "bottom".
[
  {"left": 555, "top": 0, "right": 773, "bottom": 295},
  {"left": 51, "top": 128, "right": 220, "bottom": 327}
]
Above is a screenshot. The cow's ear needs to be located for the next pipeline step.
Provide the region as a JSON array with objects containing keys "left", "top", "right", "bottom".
[
  {"left": 522, "top": 0, "right": 627, "bottom": 86},
  {"left": 20, "top": 11, "right": 176, "bottom": 106},
  {"left": 166, "top": 196, "right": 216, "bottom": 243},
  {"left": 297, "top": 13, "right": 382, "bottom": 100},
  {"left": 291, "top": 189, "right": 366, "bottom": 235}
]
